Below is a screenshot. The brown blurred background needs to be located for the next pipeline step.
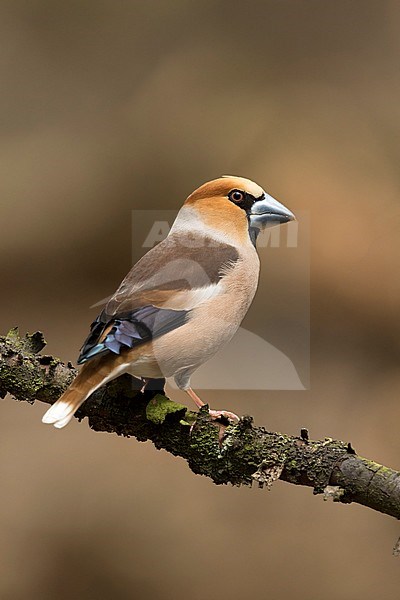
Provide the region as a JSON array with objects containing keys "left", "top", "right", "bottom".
[{"left": 1, "top": 1, "right": 400, "bottom": 598}]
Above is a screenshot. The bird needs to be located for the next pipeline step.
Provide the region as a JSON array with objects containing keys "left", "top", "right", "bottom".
[{"left": 42, "top": 175, "right": 295, "bottom": 429}]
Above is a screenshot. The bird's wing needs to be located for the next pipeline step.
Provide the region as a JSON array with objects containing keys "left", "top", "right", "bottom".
[{"left": 77, "top": 232, "right": 239, "bottom": 363}]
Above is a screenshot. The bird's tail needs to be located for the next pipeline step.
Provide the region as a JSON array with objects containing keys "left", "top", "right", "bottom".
[{"left": 42, "top": 354, "right": 127, "bottom": 429}]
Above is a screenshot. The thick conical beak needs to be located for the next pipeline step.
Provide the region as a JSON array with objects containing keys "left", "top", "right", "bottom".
[{"left": 249, "top": 193, "right": 295, "bottom": 229}]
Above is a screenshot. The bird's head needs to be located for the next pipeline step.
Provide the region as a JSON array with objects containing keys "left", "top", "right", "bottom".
[{"left": 183, "top": 176, "right": 295, "bottom": 246}]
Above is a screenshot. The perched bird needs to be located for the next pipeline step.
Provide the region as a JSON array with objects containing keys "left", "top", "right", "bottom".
[{"left": 42, "top": 176, "right": 295, "bottom": 428}]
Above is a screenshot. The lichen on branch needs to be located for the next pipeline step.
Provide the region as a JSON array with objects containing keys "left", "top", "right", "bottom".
[{"left": 1, "top": 328, "right": 400, "bottom": 529}]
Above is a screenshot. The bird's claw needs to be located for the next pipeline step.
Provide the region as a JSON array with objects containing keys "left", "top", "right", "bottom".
[
  {"left": 208, "top": 409, "right": 240, "bottom": 424},
  {"left": 208, "top": 411, "right": 239, "bottom": 445},
  {"left": 189, "top": 408, "right": 239, "bottom": 444}
]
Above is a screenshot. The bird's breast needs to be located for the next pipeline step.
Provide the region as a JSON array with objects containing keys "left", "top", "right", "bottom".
[{"left": 147, "top": 244, "right": 260, "bottom": 378}]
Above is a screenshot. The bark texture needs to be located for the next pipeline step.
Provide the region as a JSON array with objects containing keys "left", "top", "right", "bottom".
[{"left": 1, "top": 328, "right": 400, "bottom": 524}]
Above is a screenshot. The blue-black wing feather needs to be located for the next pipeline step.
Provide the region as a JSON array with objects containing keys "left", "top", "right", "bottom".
[{"left": 77, "top": 305, "right": 188, "bottom": 364}]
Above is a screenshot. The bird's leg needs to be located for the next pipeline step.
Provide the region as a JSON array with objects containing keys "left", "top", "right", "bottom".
[
  {"left": 186, "top": 387, "right": 204, "bottom": 409},
  {"left": 142, "top": 377, "right": 166, "bottom": 393},
  {"left": 186, "top": 388, "right": 239, "bottom": 423}
]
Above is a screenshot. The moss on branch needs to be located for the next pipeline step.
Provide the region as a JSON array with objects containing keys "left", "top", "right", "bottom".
[{"left": 1, "top": 329, "right": 400, "bottom": 526}]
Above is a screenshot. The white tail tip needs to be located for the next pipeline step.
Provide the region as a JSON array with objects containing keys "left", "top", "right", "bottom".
[{"left": 42, "top": 400, "right": 76, "bottom": 429}]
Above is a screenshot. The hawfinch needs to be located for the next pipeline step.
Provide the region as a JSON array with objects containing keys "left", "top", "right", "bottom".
[{"left": 42, "top": 176, "right": 295, "bottom": 428}]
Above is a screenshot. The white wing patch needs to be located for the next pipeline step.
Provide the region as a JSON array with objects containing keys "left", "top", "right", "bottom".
[{"left": 159, "top": 284, "right": 223, "bottom": 311}]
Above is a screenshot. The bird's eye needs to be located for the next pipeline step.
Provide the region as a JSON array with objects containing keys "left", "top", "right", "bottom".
[{"left": 229, "top": 190, "right": 244, "bottom": 203}]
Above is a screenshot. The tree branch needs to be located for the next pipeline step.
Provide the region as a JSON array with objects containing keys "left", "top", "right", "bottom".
[{"left": 1, "top": 328, "right": 400, "bottom": 528}]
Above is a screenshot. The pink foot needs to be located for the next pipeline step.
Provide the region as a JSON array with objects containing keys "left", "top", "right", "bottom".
[{"left": 208, "top": 409, "right": 240, "bottom": 423}]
